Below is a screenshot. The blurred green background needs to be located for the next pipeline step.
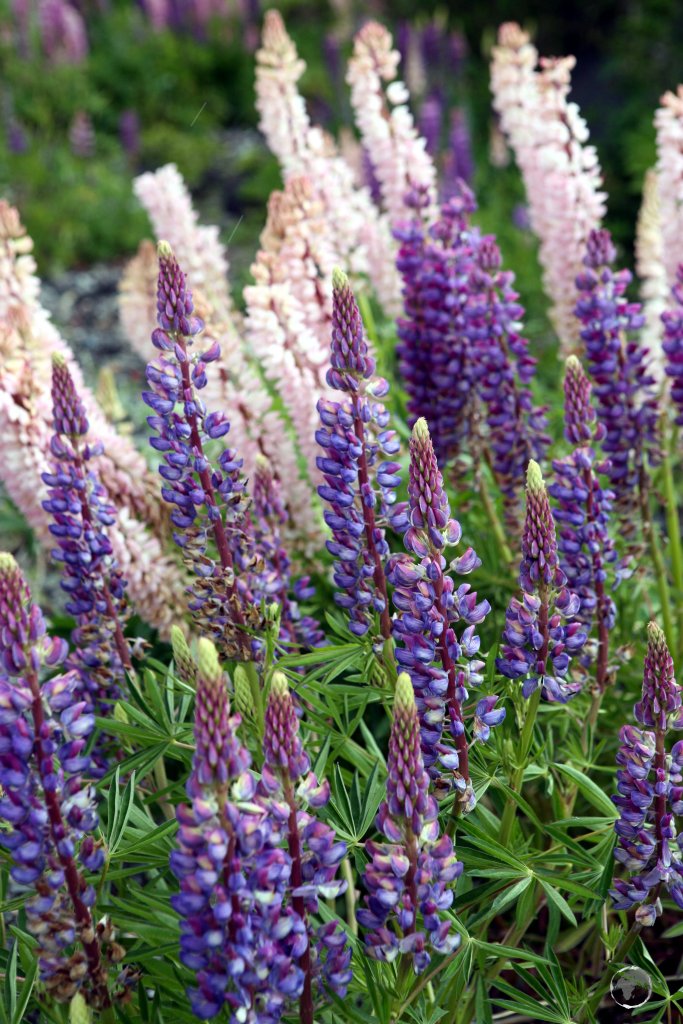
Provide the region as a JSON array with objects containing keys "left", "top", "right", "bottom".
[{"left": 1, "top": 0, "right": 682, "bottom": 284}]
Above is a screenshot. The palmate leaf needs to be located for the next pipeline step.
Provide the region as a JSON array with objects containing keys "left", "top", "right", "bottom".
[{"left": 327, "top": 761, "right": 385, "bottom": 844}]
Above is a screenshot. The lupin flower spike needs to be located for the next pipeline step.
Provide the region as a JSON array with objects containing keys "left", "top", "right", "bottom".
[
  {"left": 387, "top": 419, "right": 498, "bottom": 808},
  {"left": 575, "top": 228, "right": 660, "bottom": 524},
  {"left": 611, "top": 623, "right": 683, "bottom": 924},
  {"left": 498, "top": 461, "right": 586, "bottom": 703},
  {"left": 249, "top": 454, "right": 323, "bottom": 653},
  {"left": 144, "top": 241, "right": 261, "bottom": 661},
  {"left": 0, "top": 554, "right": 113, "bottom": 1008},
  {"left": 170, "top": 640, "right": 307, "bottom": 1021},
  {"left": 259, "top": 672, "right": 351, "bottom": 1012},
  {"left": 550, "top": 357, "right": 620, "bottom": 689},
  {"left": 42, "top": 355, "right": 131, "bottom": 771},
  {"left": 316, "top": 268, "right": 401, "bottom": 641},
  {"left": 358, "top": 673, "right": 463, "bottom": 972},
  {"left": 662, "top": 264, "right": 683, "bottom": 427}
]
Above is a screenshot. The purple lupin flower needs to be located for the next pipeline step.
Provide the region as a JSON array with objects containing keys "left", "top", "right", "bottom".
[
  {"left": 395, "top": 184, "right": 546, "bottom": 519},
  {"left": 316, "top": 268, "right": 401, "bottom": 642},
  {"left": 259, "top": 673, "right": 351, "bottom": 1017},
  {"left": 357, "top": 673, "right": 463, "bottom": 971},
  {"left": 0, "top": 554, "right": 113, "bottom": 1007},
  {"left": 418, "top": 93, "right": 443, "bottom": 157},
  {"left": 549, "top": 357, "right": 620, "bottom": 690},
  {"left": 395, "top": 185, "right": 479, "bottom": 468},
  {"left": 497, "top": 461, "right": 587, "bottom": 703},
  {"left": 611, "top": 622, "right": 683, "bottom": 925},
  {"left": 144, "top": 241, "right": 260, "bottom": 661},
  {"left": 250, "top": 455, "right": 323, "bottom": 653},
  {"left": 387, "top": 418, "right": 497, "bottom": 809},
  {"left": 575, "top": 229, "right": 660, "bottom": 525},
  {"left": 442, "top": 108, "right": 474, "bottom": 196},
  {"left": 662, "top": 264, "right": 683, "bottom": 427},
  {"left": 170, "top": 639, "right": 306, "bottom": 1021},
  {"left": 42, "top": 356, "right": 130, "bottom": 764},
  {"left": 467, "top": 231, "right": 549, "bottom": 525}
]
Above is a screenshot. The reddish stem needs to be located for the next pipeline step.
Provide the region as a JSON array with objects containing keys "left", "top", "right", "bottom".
[
  {"left": 284, "top": 783, "right": 313, "bottom": 1024},
  {"left": 654, "top": 730, "right": 667, "bottom": 866},
  {"left": 537, "top": 583, "right": 550, "bottom": 677},
  {"left": 582, "top": 465, "right": 610, "bottom": 691},
  {"left": 352, "top": 405, "right": 392, "bottom": 641},
  {"left": 27, "top": 670, "right": 109, "bottom": 1006},
  {"left": 403, "top": 831, "right": 420, "bottom": 937}
]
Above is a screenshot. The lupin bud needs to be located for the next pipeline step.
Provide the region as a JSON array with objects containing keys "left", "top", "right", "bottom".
[
  {"left": 263, "top": 671, "right": 309, "bottom": 780},
  {"left": 233, "top": 664, "right": 255, "bottom": 721},
  {"left": 69, "top": 993, "right": 92, "bottom": 1024},
  {"left": 636, "top": 622, "right": 682, "bottom": 730},
  {"left": 520, "top": 460, "right": 564, "bottom": 592},
  {"left": 171, "top": 625, "right": 197, "bottom": 688}
]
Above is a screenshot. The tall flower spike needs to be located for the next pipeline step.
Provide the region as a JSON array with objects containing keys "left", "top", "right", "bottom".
[
  {"left": 259, "top": 672, "right": 351, "bottom": 1014},
  {"left": 387, "top": 419, "right": 497, "bottom": 809},
  {"left": 662, "top": 265, "right": 683, "bottom": 426},
  {"left": 144, "top": 241, "right": 261, "bottom": 661},
  {"left": 170, "top": 641, "right": 306, "bottom": 1021},
  {"left": 358, "top": 673, "right": 463, "bottom": 971},
  {"left": 0, "top": 555, "right": 112, "bottom": 1007},
  {"left": 490, "top": 24, "right": 606, "bottom": 354},
  {"left": 42, "top": 355, "right": 131, "bottom": 771},
  {"left": 575, "top": 228, "right": 660, "bottom": 525},
  {"left": 550, "top": 357, "right": 620, "bottom": 690},
  {"left": 249, "top": 455, "right": 323, "bottom": 653},
  {"left": 316, "top": 269, "right": 401, "bottom": 641},
  {"left": 611, "top": 623, "right": 683, "bottom": 925},
  {"left": 498, "top": 461, "right": 586, "bottom": 703}
]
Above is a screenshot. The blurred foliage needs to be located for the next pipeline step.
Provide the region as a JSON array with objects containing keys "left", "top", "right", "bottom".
[{"left": 1, "top": 0, "right": 683, "bottom": 276}]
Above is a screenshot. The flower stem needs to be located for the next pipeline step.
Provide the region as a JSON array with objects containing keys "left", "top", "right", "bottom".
[
  {"left": 341, "top": 858, "right": 358, "bottom": 936},
  {"left": 499, "top": 686, "right": 542, "bottom": 847},
  {"left": 476, "top": 466, "right": 514, "bottom": 566},
  {"left": 285, "top": 783, "right": 313, "bottom": 1024}
]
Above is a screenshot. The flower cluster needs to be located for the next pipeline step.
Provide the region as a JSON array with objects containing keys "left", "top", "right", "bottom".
[
  {"left": 575, "top": 229, "right": 660, "bottom": 522},
  {"left": 490, "top": 23, "right": 606, "bottom": 354},
  {"left": 388, "top": 418, "right": 497, "bottom": 808},
  {"left": 0, "top": 554, "right": 115, "bottom": 1007},
  {"left": 170, "top": 639, "right": 307, "bottom": 1021},
  {"left": 662, "top": 265, "right": 683, "bottom": 427},
  {"left": 394, "top": 183, "right": 546, "bottom": 518},
  {"left": 498, "top": 461, "right": 586, "bottom": 702},
  {"left": 549, "top": 357, "right": 619, "bottom": 687},
  {"left": 316, "top": 269, "right": 401, "bottom": 640},
  {"left": 41, "top": 355, "right": 130, "bottom": 760},
  {"left": 144, "top": 241, "right": 261, "bottom": 661},
  {"left": 258, "top": 673, "right": 351, "bottom": 1006},
  {"left": 249, "top": 454, "right": 323, "bottom": 652},
  {"left": 358, "top": 673, "right": 463, "bottom": 971},
  {"left": 611, "top": 623, "right": 683, "bottom": 924}
]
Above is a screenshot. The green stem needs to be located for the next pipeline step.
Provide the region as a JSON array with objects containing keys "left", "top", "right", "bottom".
[
  {"left": 662, "top": 450, "right": 683, "bottom": 661},
  {"left": 477, "top": 468, "right": 514, "bottom": 566},
  {"left": 576, "top": 920, "right": 642, "bottom": 1022},
  {"left": 639, "top": 468, "right": 674, "bottom": 650},
  {"left": 341, "top": 857, "right": 358, "bottom": 937},
  {"left": 245, "top": 661, "right": 264, "bottom": 738},
  {"left": 499, "top": 687, "right": 541, "bottom": 847}
]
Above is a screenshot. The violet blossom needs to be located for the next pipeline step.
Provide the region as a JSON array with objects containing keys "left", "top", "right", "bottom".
[
  {"left": 170, "top": 638, "right": 306, "bottom": 1021},
  {"left": 258, "top": 672, "right": 351, "bottom": 1013},
  {"left": 42, "top": 355, "right": 131, "bottom": 763},
  {"left": 357, "top": 672, "right": 463, "bottom": 971},
  {"left": 316, "top": 268, "right": 401, "bottom": 641},
  {"left": 144, "top": 241, "right": 261, "bottom": 661},
  {"left": 575, "top": 228, "right": 660, "bottom": 522},
  {"left": 611, "top": 622, "right": 683, "bottom": 925},
  {"left": 387, "top": 418, "right": 498, "bottom": 810},
  {"left": 662, "top": 264, "right": 683, "bottom": 426},
  {"left": 498, "top": 461, "right": 587, "bottom": 703},
  {"left": 548, "top": 356, "right": 620, "bottom": 689},
  {"left": 0, "top": 554, "right": 115, "bottom": 1007}
]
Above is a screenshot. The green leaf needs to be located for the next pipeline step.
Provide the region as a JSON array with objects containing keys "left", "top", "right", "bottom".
[
  {"left": 3, "top": 941, "right": 17, "bottom": 1021},
  {"left": 488, "top": 875, "right": 533, "bottom": 916},
  {"left": 553, "top": 763, "right": 618, "bottom": 818},
  {"left": 10, "top": 958, "right": 37, "bottom": 1024},
  {"left": 538, "top": 879, "right": 577, "bottom": 926}
]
